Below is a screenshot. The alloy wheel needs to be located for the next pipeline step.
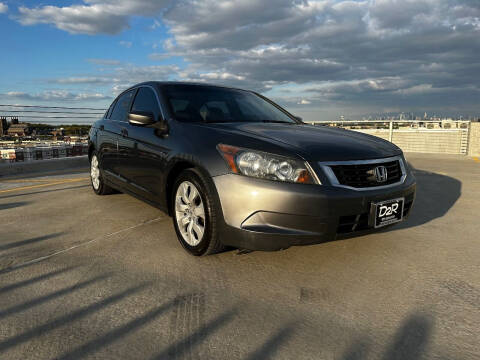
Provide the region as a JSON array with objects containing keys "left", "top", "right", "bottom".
[
  {"left": 175, "top": 181, "right": 206, "bottom": 246},
  {"left": 90, "top": 155, "right": 100, "bottom": 190}
]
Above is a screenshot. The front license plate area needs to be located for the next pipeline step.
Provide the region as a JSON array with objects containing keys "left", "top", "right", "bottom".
[{"left": 371, "top": 198, "right": 404, "bottom": 228}]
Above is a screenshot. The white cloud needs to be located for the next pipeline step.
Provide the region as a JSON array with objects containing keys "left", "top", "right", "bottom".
[
  {"left": 16, "top": 0, "right": 170, "bottom": 35},
  {"left": 297, "top": 99, "right": 311, "bottom": 105},
  {"left": 2, "top": 90, "right": 110, "bottom": 101},
  {"left": 14, "top": 0, "right": 480, "bottom": 117},
  {"left": 198, "top": 72, "right": 245, "bottom": 81},
  {"left": 0, "top": 2, "right": 8, "bottom": 14},
  {"left": 53, "top": 77, "right": 114, "bottom": 84},
  {"left": 52, "top": 63, "right": 182, "bottom": 96},
  {"left": 87, "top": 58, "right": 121, "bottom": 66},
  {"left": 119, "top": 40, "right": 132, "bottom": 48},
  {"left": 150, "top": 19, "right": 161, "bottom": 30}
]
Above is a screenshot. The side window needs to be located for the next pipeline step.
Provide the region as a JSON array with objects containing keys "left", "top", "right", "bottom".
[
  {"left": 131, "top": 87, "right": 161, "bottom": 121},
  {"left": 105, "top": 101, "right": 116, "bottom": 119},
  {"left": 110, "top": 90, "right": 135, "bottom": 122}
]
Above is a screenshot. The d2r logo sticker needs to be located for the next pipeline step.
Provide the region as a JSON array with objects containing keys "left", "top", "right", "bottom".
[{"left": 379, "top": 203, "right": 399, "bottom": 217}]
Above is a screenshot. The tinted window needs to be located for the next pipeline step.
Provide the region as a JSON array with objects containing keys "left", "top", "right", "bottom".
[
  {"left": 163, "top": 85, "right": 295, "bottom": 124},
  {"left": 198, "top": 101, "right": 230, "bottom": 121},
  {"left": 106, "top": 101, "right": 116, "bottom": 119},
  {"left": 110, "top": 90, "right": 135, "bottom": 122},
  {"left": 131, "top": 87, "right": 161, "bottom": 121}
]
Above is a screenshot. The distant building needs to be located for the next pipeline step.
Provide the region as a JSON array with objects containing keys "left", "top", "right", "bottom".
[
  {"left": 51, "top": 128, "right": 64, "bottom": 140},
  {"left": 0, "top": 117, "right": 7, "bottom": 135},
  {"left": 7, "top": 123, "right": 30, "bottom": 137}
]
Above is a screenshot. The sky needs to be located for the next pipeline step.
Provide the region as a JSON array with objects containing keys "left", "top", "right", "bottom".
[{"left": 0, "top": 0, "right": 479, "bottom": 123}]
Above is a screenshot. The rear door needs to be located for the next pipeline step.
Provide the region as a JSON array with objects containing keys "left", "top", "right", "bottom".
[
  {"left": 97, "top": 101, "right": 118, "bottom": 177},
  {"left": 104, "top": 89, "right": 136, "bottom": 183}
]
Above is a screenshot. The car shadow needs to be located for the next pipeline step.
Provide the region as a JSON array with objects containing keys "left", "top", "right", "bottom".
[
  {"left": 0, "top": 201, "right": 30, "bottom": 210},
  {"left": 0, "top": 184, "right": 90, "bottom": 200},
  {"left": 392, "top": 165, "right": 461, "bottom": 230}
]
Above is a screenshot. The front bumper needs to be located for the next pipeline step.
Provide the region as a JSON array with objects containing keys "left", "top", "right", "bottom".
[{"left": 213, "top": 172, "right": 416, "bottom": 251}]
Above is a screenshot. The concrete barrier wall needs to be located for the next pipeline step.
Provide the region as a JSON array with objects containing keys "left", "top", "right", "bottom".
[
  {"left": 351, "top": 129, "right": 468, "bottom": 155},
  {"left": 392, "top": 130, "right": 467, "bottom": 154},
  {"left": 468, "top": 122, "right": 480, "bottom": 156},
  {"left": 0, "top": 156, "right": 89, "bottom": 177}
]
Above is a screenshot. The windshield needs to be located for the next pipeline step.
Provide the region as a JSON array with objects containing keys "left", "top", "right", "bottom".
[{"left": 163, "top": 84, "right": 296, "bottom": 124}]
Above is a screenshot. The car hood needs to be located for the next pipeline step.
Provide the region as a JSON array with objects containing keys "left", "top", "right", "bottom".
[{"left": 206, "top": 122, "right": 401, "bottom": 161}]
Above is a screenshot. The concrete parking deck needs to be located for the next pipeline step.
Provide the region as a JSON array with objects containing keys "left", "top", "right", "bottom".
[{"left": 0, "top": 153, "right": 479, "bottom": 359}]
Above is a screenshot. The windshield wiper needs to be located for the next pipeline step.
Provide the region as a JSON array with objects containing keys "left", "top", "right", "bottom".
[
  {"left": 203, "top": 119, "right": 232, "bottom": 123},
  {"left": 261, "top": 120, "right": 295, "bottom": 124}
]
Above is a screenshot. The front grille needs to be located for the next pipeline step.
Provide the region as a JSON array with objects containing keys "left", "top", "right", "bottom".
[{"left": 329, "top": 160, "right": 402, "bottom": 188}]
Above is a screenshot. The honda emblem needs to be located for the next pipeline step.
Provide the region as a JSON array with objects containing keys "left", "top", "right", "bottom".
[{"left": 374, "top": 166, "right": 388, "bottom": 182}]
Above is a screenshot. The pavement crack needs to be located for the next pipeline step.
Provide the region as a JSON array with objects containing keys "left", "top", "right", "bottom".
[{"left": 0, "top": 217, "right": 164, "bottom": 275}]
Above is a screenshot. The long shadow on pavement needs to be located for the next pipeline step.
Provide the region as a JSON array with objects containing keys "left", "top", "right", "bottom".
[
  {"left": 244, "top": 323, "right": 297, "bottom": 360},
  {"left": 0, "top": 184, "right": 89, "bottom": 200},
  {"left": 0, "top": 274, "right": 108, "bottom": 319},
  {"left": 381, "top": 313, "right": 433, "bottom": 360},
  {"left": 55, "top": 296, "right": 184, "bottom": 360},
  {"left": 0, "top": 283, "right": 148, "bottom": 353},
  {"left": 0, "top": 232, "right": 64, "bottom": 251},
  {"left": 0, "top": 266, "right": 76, "bottom": 294},
  {"left": 341, "top": 312, "right": 433, "bottom": 360},
  {"left": 0, "top": 201, "right": 30, "bottom": 210},
  {"left": 150, "top": 307, "right": 238, "bottom": 360}
]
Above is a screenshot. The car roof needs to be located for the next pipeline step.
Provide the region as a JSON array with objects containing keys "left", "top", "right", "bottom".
[{"left": 129, "top": 81, "right": 252, "bottom": 93}]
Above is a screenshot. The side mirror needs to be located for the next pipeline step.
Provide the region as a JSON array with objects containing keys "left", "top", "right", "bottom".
[
  {"left": 128, "top": 111, "right": 156, "bottom": 126},
  {"left": 153, "top": 118, "right": 169, "bottom": 134}
]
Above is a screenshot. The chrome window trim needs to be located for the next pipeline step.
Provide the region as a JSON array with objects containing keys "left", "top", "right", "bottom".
[{"left": 318, "top": 155, "right": 406, "bottom": 191}]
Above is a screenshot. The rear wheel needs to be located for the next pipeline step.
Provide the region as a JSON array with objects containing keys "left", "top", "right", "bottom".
[
  {"left": 172, "top": 169, "right": 224, "bottom": 256},
  {"left": 90, "top": 152, "right": 114, "bottom": 195}
]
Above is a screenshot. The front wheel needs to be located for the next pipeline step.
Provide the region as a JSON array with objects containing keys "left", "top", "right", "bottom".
[
  {"left": 90, "top": 152, "right": 114, "bottom": 195},
  {"left": 172, "top": 169, "right": 224, "bottom": 256}
]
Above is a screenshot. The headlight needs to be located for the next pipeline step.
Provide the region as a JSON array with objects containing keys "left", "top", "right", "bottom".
[{"left": 217, "top": 144, "right": 319, "bottom": 184}]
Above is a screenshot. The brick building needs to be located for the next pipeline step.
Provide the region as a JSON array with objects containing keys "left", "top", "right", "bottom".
[{"left": 7, "top": 123, "right": 30, "bottom": 137}]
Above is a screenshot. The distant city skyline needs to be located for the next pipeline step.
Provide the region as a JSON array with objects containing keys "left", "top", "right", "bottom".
[
  {"left": 1, "top": 0, "right": 479, "bottom": 122},
  {"left": 1, "top": 110, "right": 478, "bottom": 126}
]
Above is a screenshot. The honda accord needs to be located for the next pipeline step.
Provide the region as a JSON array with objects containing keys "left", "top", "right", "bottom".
[{"left": 88, "top": 82, "right": 416, "bottom": 255}]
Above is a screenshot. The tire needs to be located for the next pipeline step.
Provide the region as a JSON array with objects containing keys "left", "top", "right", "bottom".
[
  {"left": 90, "top": 152, "right": 115, "bottom": 195},
  {"left": 171, "top": 169, "right": 224, "bottom": 256}
]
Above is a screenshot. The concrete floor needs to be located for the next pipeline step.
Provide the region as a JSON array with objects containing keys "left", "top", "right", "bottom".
[{"left": 0, "top": 153, "right": 479, "bottom": 359}]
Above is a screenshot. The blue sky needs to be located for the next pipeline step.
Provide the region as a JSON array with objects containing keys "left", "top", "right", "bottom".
[
  {"left": 0, "top": 1, "right": 174, "bottom": 111},
  {"left": 1, "top": 0, "right": 479, "bottom": 123}
]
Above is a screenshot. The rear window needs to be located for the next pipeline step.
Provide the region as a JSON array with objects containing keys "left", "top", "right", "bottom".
[{"left": 105, "top": 101, "right": 116, "bottom": 119}]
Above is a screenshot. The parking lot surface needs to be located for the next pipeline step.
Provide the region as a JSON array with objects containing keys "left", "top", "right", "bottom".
[{"left": 0, "top": 153, "right": 479, "bottom": 359}]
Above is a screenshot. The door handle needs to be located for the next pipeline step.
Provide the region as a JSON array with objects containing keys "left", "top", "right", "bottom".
[
  {"left": 121, "top": 128, "right": 128, "bottom": 137},
  {"left": 99, "top": 125, "right": 104, "bottom": 131}
]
